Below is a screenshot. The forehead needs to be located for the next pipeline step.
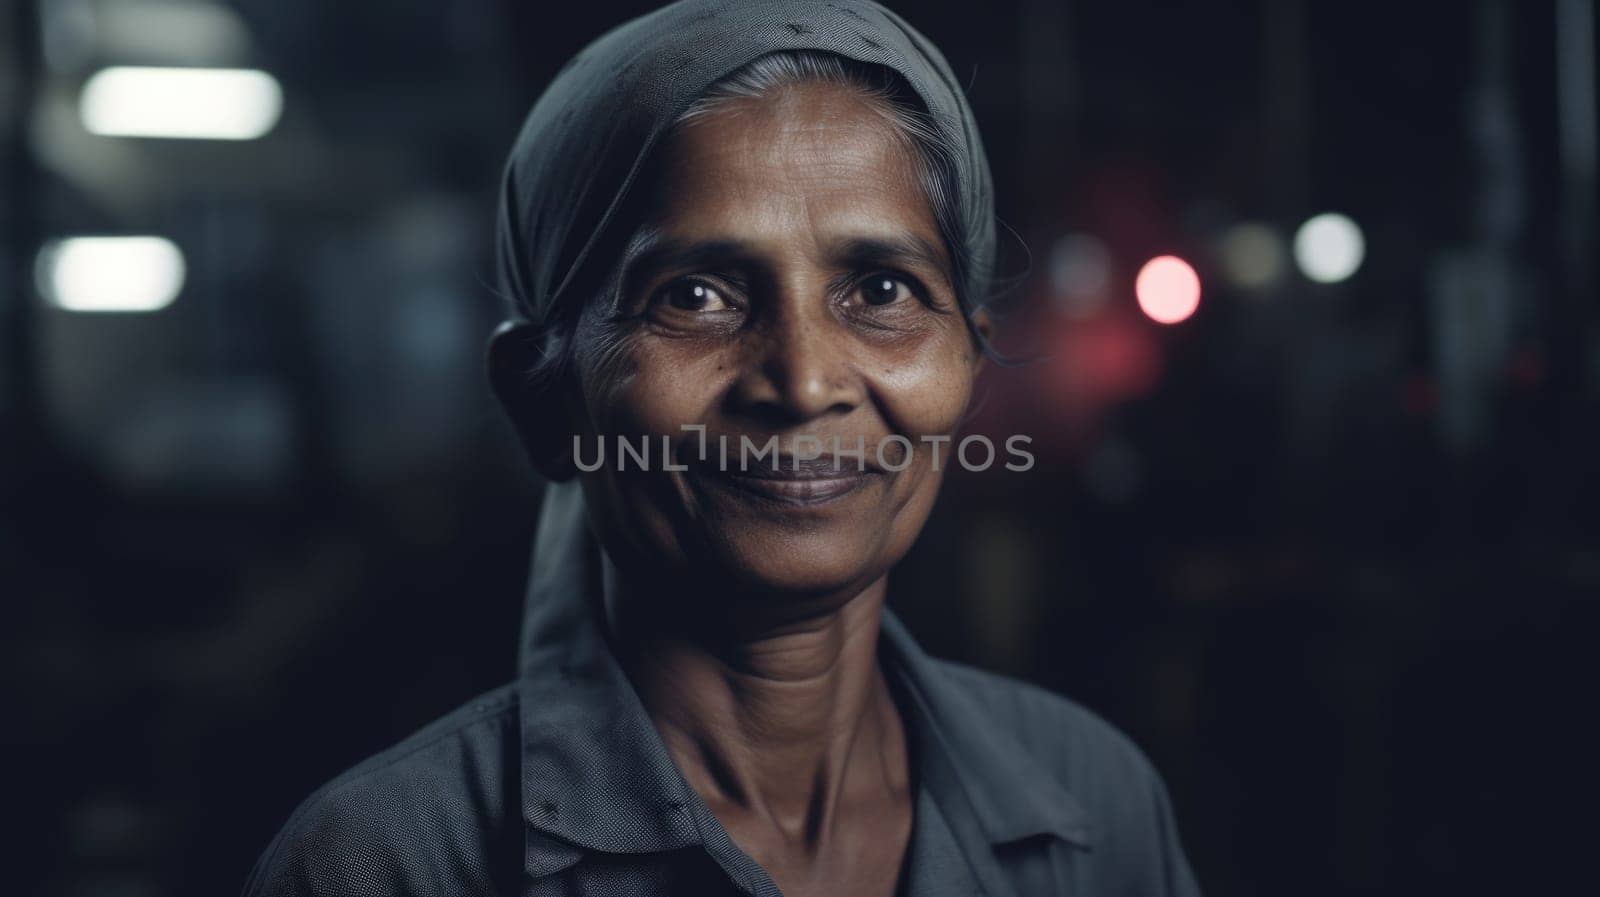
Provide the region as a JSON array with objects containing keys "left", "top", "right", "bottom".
[{"left": 647, "top": 83, "right": 939, "bottom": 245}]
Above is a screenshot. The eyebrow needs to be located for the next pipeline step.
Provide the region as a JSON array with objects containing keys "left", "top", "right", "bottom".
[
  {"left": 828, "top": 234, "right": 951, "bottom": 279},
  {"left": 619, "top": 229, "right": 954, "bottom": 290},
  {"left": 620, "top": 230, "right": 753, "bottom": 284}
]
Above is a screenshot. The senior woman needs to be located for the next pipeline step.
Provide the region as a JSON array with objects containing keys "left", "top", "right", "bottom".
[{"left": 243, "top": 2, "right": 1201, "bottom": 896}]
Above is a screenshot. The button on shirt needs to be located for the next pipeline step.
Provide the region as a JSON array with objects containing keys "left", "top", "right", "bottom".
[{"left": 243, "top": 484, "right": 1202, "bottom": 896}]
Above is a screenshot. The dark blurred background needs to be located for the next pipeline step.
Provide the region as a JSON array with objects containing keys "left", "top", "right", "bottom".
[{"left": 3, "top": 0, "right": 1596, "bottom": 894}]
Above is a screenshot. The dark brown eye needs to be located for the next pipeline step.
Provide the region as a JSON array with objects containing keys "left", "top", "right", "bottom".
[
  {"left": 655, "top": 279, "right": 731, "bottom": 312},
  {"left": 859, "top": 274, "right": 912, "bottom": 306}
]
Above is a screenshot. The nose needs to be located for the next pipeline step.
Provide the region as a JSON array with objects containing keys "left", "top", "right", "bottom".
[{"left": 729, "top": 300, "right": 863, "bottom": 425}]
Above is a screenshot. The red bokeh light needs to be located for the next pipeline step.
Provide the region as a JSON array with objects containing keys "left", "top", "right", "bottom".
[{"left": 1135, "top": 255, "right": 1201, "bottom": 324}]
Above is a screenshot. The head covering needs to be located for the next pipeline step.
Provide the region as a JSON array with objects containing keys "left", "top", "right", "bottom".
[{"left": 494, "top": 0, "right": 996, "bottom": 327}]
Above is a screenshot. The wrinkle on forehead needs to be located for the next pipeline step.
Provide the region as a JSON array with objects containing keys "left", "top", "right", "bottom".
[{"left": 649, "top": 83, "right": 937, "bottom": 249}]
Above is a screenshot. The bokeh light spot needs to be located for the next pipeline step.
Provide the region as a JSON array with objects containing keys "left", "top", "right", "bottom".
[
  {"left": 1293, "top": 212, "right": 1365, "bottom": 283},
  {"left": 1049, "top": 233, "right": 1112, "bottom": 318},
  {"left": 80, "top": 66, "right": 283, "bottom": 140},
  {"left": 1135, "top": 255, "right": 1201, "bottom": 324},
  {"left": 36, "top": 236, "right": 186, "bottom": 312},
  {"left": 1219, "top": 222, "right": 1287, "bottom": 290}
]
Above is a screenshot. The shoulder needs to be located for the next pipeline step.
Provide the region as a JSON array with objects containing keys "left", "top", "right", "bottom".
[
  {"left": 242, "top": 684, "right": 523, "bottom": 897},
  {"left": 929, "top": 657, "right": 1162, "bottom": 787}
]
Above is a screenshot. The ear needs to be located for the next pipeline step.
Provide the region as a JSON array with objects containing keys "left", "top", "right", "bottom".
[{"left": 487, "top": 319, "right": 579, "bottom": 481}]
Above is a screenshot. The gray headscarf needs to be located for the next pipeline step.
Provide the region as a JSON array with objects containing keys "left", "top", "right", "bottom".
[{"left": 493, "top": 0, "right": 996, "bottom": 327}]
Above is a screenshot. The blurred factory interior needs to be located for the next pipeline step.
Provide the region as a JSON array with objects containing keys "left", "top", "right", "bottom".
[{"left": 2, "top": 0, "right": 1597, "bottom": 895}]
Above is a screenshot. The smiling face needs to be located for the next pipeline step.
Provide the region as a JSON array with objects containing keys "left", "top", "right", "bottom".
[{"left": 565, "top": 81, "right": 984, "bottom": 613}]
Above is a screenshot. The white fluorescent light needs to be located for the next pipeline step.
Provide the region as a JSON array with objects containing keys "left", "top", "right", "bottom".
[
  {"left": 79, "top": 66, "right": 282, "bottom": 140},
  {"left": 37, "top": 236, "right": 187, "bottom": 312}
]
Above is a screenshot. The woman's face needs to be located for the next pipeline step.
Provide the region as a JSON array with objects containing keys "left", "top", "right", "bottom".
[{"left": 571, "top": 82, "right": 983, "bottom": 610}]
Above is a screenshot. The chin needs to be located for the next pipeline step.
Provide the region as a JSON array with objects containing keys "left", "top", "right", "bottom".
[{"left": 705, "top": 532, "right": 892, "bottom": 601}]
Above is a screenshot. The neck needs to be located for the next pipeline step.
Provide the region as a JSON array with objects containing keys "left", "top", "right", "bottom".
[{"left": 603, "top": 561, "right": 908, "bottom": 847}]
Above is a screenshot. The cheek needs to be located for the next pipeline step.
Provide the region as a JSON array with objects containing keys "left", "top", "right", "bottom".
[
  {"left": 871, "top": 328, "right": 977, "bottom": 438},
  {"left": 584, "top": 335, "right": 736, "bottom": 435}
]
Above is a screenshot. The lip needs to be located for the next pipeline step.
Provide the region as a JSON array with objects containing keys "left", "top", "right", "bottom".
[{"left": 692, "top": 454, "right": 884, "bottom": 507}]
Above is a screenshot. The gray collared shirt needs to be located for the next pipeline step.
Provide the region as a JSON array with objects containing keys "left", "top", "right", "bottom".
[{"left": 243, "top": 486, "right": 1202, "bottom": 896}]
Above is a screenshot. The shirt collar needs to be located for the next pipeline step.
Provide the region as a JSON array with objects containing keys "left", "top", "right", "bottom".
[
  {"left": 516, "top": 482, "right": 702, "bottom": 875},
  {"left": 878, "top": 610, "right": 1097, "bottom": 849},
  {"left": 515, "top": 481, "right": 1095, "bottom": 884}
]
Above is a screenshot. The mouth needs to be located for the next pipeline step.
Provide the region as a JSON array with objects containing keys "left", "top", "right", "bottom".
[{"left": 691, "top": 453, "right": 885, "bottom": 507}]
